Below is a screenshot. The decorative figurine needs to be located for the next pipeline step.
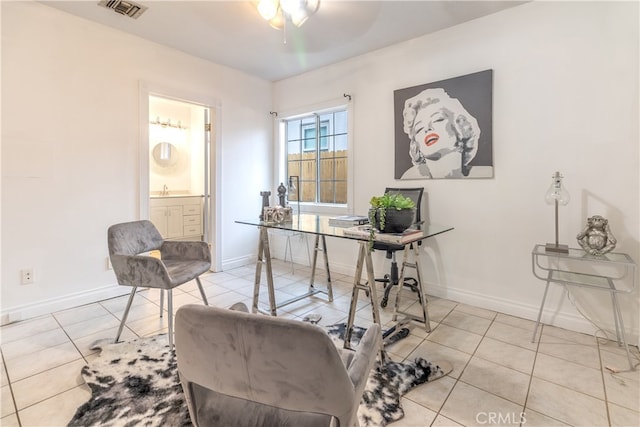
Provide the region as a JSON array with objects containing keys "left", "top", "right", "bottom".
[
  {"left": 576, "top": 215, "right": 617, "bottom": 256},
  {"left": 259, "top": 191, "right": 271, "bottom": 220},
  {"left": 262, "top": 206, "right": 292, "bottom": 223},
  {"left": 277, "top": 182, "right": 287, "bottom": 207}
]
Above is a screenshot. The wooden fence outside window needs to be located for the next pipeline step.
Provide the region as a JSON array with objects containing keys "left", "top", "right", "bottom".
[{"left": 287, "top": 150, "right": 348, "bottom": 204}]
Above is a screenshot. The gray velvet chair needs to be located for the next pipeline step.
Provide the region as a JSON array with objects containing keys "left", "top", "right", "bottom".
[
  {"left": 175, "top": 303, "right": 381, "bottom": 427},
  {"left": 107, "top": 220, "right": 210, "bottom": 347}
]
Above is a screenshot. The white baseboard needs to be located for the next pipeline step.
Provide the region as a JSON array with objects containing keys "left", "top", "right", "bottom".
[
  {"left": 0, "top": 255, "right": 253, "bottom": 327},
  {"left": 222, "top": 254, "right": 255, "bottom": 271},
  {"left": 0, "top": 283, "right": 130, "bottom": 326},
  {"left": 12, "top": 255, "right": 632, "bottom": 347},
  {"left": 325, "top": 258, "right": 640, "bottom": 347},
  {"left": 427, "top": 284, "right": 639, "bottom": 346}
]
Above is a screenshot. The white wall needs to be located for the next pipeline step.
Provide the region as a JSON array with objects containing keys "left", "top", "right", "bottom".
[
  {"left": 1, "top": 1, "right": 271, "bottom": 322},
  {"left": 274, "top": 1, "right": 640, "bottom": 342}
]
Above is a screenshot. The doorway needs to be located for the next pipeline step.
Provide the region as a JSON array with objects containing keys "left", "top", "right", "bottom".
[{"left": 139, "top": 83, "right": 222, "bottom": 271}]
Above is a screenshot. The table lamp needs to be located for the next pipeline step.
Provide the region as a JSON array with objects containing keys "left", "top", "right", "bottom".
[
  {"left": 288, "top": 175, "right": 300, "bottom": 215},
  {"left": 545, "top": 171, "right": 570, "bottom": 253}
]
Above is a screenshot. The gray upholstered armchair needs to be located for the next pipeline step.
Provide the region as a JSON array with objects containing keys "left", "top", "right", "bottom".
[
  {"left": 175, "top": 303, "right": 381, "bottom": 427},
  {"left": 107, "top": 220, "right": 210, "bottom": 347}
]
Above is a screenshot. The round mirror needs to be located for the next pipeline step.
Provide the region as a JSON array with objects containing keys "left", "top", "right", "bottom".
[{"left": 152, "top": 142, "right": 178, "bottom": 167}]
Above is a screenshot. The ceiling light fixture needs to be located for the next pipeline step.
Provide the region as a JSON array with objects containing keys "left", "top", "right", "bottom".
[{"left": 256, "top": 0, "right": 320, "bottom": 31}]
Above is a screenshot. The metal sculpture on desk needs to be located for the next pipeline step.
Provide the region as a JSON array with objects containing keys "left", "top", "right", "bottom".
[
  {"left": 577, "top": 215, "right": 617, "bottom": 256},
  {"left": 262, "top": 185, "right": 293, "bottom": 224},
  {"left": 259, "top": 191, "right": 271, "bottom": 220},
  {"left": 277, "top": 182, "right": 287, "bottom": 207}
]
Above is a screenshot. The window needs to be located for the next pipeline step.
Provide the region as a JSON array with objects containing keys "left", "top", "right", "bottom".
[
  {"left": 302, "top": 120, "right": 329, "bottom": 152},
  {"left": 284, "top": 108, "right": 348, "bottom": 206}
]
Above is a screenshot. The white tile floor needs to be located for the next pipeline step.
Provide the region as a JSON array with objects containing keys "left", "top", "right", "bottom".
[{"left": 1, "top": 259, "right": 639, "bottom": 426}]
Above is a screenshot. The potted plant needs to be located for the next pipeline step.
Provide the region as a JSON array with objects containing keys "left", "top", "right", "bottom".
[{"left": 368, "top": 193, "right": 416, "bottom": 250}]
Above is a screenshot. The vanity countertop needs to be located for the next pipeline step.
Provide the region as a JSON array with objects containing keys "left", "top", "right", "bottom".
[{"left": 150, "top": 194, "right": 205, "bottom": 199}]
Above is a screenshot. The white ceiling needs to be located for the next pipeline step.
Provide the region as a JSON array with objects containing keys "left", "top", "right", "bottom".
[{"left": 41, "top": 1, "right": 527, "bottom": 81}]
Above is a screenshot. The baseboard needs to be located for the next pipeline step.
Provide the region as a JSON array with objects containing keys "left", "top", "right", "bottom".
[
  {"left": 1, "top": 255, "right": 253, "bottom": 327},
  {"left": 427, "top": 283, "right": 639, "bottom": 346},
  {"left": 222, "top": 254, "right": 255, "bottom": 271},
  {"left": 323, "top": 258, "right": 639, "bottom": 347},
  {"left": 0, "top": 283, "right": 129, "bottom": 326}
]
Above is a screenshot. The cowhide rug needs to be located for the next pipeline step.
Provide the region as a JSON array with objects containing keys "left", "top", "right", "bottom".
[{"left": 69, "top": 323, "right": 448, "bottom": 427}]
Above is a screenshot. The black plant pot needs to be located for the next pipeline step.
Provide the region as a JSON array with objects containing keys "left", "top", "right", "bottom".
[{"left": 370, "top": 208, "right": 415, "bottom": 233}]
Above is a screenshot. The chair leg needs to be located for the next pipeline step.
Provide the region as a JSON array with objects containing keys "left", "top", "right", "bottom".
[
  {"left": 404, "top": 277, "right": 422, "bottom": 303},
  {"left": 167, "top": 289, "right": 174, "bottom": 348},
  {"left": 196, "top": 277, "right": 209, "bottom": 305},
  {"left": 159, "top": 289, "right": 164, "bottom": 318},
  {"left": 390, "top": 256, "right": 399, "bottom": 285},
  {"left": 115, "top": 286, "right": 137, "bottom": 343},
  {"left": 381, "top": 257, "right": 399, "bottom": 308}
]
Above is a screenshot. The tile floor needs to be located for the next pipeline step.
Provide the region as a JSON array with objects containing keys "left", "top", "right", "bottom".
[{"left": 1, "top": 259, "right": 639, "bottom": 426}]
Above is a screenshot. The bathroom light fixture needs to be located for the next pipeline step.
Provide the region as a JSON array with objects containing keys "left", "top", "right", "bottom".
[
  {"left": 545, "top": 171, "right": 570, "bottom": 253},
  {"left": 149, "top": 117, "right": 187, "bottom": 130},
  {"left": 256, "top": 0, "right": 320, "bottom": 30}
]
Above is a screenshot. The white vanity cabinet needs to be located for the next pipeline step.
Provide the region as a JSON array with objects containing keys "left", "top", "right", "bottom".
[{"left": 149, "top": 196, "right": 203, "bottom": 240}]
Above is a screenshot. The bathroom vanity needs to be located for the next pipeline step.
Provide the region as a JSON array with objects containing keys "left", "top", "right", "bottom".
[{"left": 149, "top": 195, "right": 204, "bottom": 240}]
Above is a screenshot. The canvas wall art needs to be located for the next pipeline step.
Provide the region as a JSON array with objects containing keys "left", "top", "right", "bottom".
[{"left": 394, "top": 69, "right": 493, "bottom": 179}]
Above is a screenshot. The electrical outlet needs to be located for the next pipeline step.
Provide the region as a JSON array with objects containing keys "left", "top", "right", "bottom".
[{"left": 21, "top": 268, "right": 34, "bottom": 285}]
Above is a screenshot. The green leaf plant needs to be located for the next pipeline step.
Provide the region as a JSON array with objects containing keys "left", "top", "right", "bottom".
[{"left": 367, "top": 193, "right": 416, "bottom": 251}]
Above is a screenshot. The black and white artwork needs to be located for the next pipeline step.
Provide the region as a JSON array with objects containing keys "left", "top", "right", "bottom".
[{"left": 394, "top": 70, "right": 493, "bottom": 179}]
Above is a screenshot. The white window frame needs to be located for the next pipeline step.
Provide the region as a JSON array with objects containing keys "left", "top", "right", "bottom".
[{"left": 275, "top": 98, "right": 354, "bottom": 216}]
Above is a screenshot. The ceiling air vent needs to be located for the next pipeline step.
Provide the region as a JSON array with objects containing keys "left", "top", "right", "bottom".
[{"left": 98, "top": 0, "right": 148, "bottom": 19}]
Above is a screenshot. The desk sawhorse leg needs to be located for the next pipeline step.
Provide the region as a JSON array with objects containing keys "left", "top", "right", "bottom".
[
  {"left": 253, "top": 227, "right": 333, "bottom": 316},
  {"left": 344, "top": 242, "right": 387, "bottom": 364},
  {"left": 531, "top": 272, "right": 635, "bottom": 371},
  {"left": 309, "top": 234, "right": 334, "bottom": 302},
  {"left": 391, "top": 242, "right": 432, "bottom": 333},
  {"left": 283, "top": 231, "right": 311, "bottom": 274}
]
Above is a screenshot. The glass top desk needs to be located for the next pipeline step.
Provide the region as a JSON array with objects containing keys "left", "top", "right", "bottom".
[
  {"left": 236, "top": 214, "right": 454, "bottom": 361},
  {"left": 531, "top": 244, "right": 637, "bottom": 369}
]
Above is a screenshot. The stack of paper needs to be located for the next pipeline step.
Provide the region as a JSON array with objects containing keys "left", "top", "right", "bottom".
[
  {"left": 328, "top": 215, "right": 369, "bottom": 227},
  {"left": 343, "top": 225, "right": 422, "bottom": 244}
]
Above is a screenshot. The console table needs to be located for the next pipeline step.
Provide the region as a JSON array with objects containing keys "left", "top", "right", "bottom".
[
  {"left": 531, "top": 244, "right": 637, "bottom": 370},
  {"left": 236, "top": 215, "right": 453, "bottom": 362}
]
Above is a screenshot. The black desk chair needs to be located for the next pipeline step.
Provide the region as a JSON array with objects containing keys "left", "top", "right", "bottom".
[{"left": 373, "top": 187, "right": 424, "bottom": 307}]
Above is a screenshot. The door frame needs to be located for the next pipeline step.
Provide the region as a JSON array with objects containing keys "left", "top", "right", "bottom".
[{"left": 138, "top": 81, "right": 222, "bottom": 271}]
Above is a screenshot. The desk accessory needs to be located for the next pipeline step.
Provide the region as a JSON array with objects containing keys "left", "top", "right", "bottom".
[
  {"left": 288, "top": 175, "right": 300, "bottom": 214},
  {"left": 576, "top": 215, "right": 616, "bottom": 255},
  {"left": 259, "top": 190, "right": 271, "bottom": 220},
  {"left": 545, "top": 171, "right": 570, "bottom": 253},
  {"left": 344, "top": 225, "right": 422, "bottom": 245},
  {"left": 329, "top": 215, "right": 369, "bottom": 227}
]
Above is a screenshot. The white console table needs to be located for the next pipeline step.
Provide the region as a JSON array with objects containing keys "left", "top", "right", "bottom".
[{"left": 531, "top": 244, "right": 637, "bottom": 370}]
